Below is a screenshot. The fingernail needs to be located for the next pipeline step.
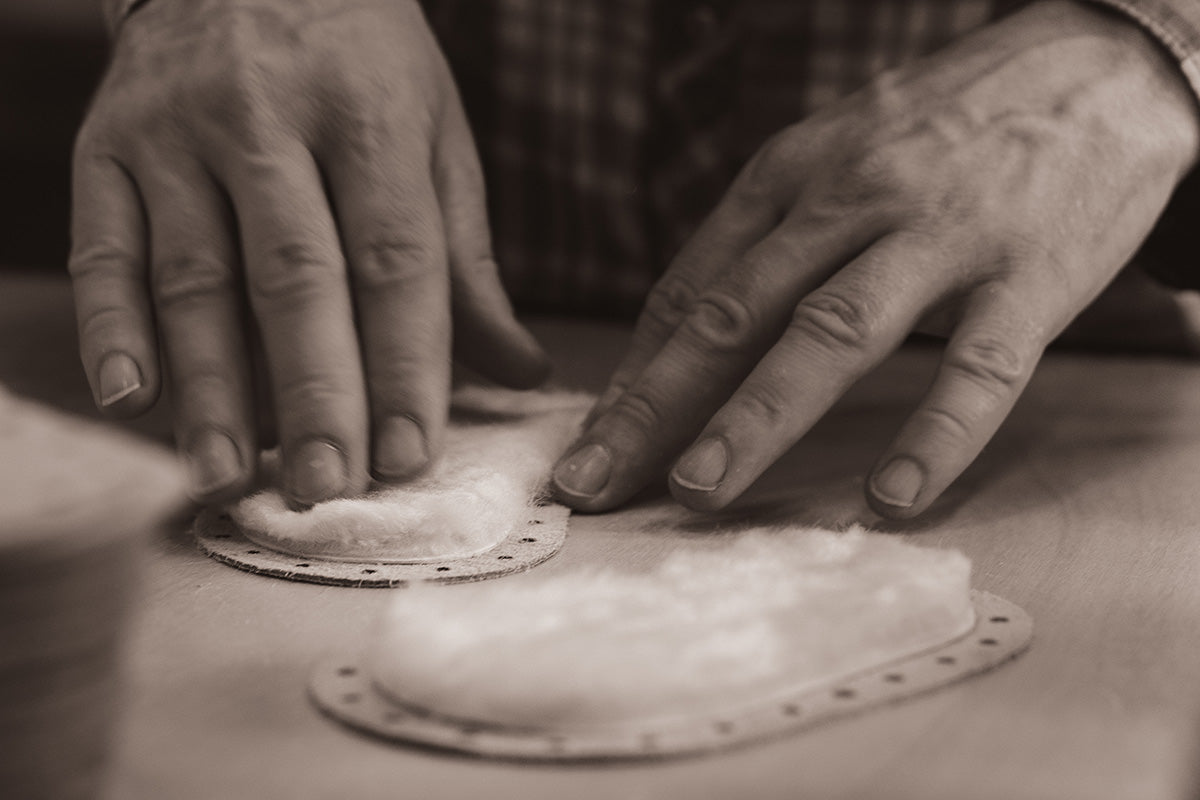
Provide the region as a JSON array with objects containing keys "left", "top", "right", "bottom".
[
  {"left": 288, "top": 439, "right": 347, "bottom": 504},
  {"left": 552, "top": 443, "right": 611, "bottom": 498},
  {"left": 672, "top": 437, "right": 728, "bottom": 492},
  {"left": 185, "top": 429, "right": 243, "bottom": 496},
  {"left": 374, "top": 416, "right": 429, "bottom": 481},
  {"left": 98, "top": 352, "right": 142, "bottom": 407},
  {"left": 870, "top": 457, "right": 924, "bottom": 508}
]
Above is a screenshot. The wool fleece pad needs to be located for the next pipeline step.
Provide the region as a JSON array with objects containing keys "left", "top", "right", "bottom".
[
  {"left": 195, "top": 388, "right": 590, "bottom": 585},
  {"left": 310, "top": 527, "right": 1032, "bottom": 760}
]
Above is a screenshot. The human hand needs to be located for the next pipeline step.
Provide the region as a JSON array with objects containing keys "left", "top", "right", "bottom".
[
  {"left": 70, "top": 0, "right": 548, "bottom": 505},
  {"left": 552, "top": 0, "right": 1199, "bottom": 518}
]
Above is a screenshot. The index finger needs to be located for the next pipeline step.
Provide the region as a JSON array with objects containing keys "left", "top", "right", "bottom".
[
  {"left": 588, "top": 159, "right": 785, "bottom": 420},
  {"left": 69, "top": 143, "right": 161, "bottom": 415}
]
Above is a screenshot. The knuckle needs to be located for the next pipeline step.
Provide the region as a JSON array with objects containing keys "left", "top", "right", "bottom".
[
  {"left": 89, "top": 78, "right": 187, "bottom": 149},
  {"left": 68, "top": 241, "right": 140, "bottom": 281},
  {"left": 944, "top": 336, "right": 1027, "bottom": 395},
  {"left": 195, "top": 59, "right": 283, "bottom": 147},
  {"left": 756, "top": 127, "right": 803, "bottom": 173},
  {"left": 916, "top": 404, "right": 976, "bottom": 442},
  {"left": 638, "top": 274, "right": 700, "bottom": 338},
  {"left": 1003, "top": 237, "right": 1076, "bottom": 301},
  {"left": 274, "top": 370, "right": 355, "bottom": 409},
  {"left": 77, "top": 302, "right": 133, "bottom": 343},
  {"left": 607, "top": 389, "right": 664, "bottom": 436},
  {"left": 789, "top": 290, "right": 877, "bottom": 351},
  {"left": 247, "top": 240, "right": 342, "bottom": 303},
  {"left": 350, "top": 235, "right": 440, "bottom": 292},
  {"left": 173, "top": 364, "right": 236, "bottom": 399},
  {"left": 858, "top": 68, "right": 904, "bottom": 116},
  {"left": 152, "top": 254, "right": 238, "bottom": 307},
  {"left": 365, "top": 349, "right": 427, "bottom": 389},
  {"left": 214, "top": 33, "right": 275, "bottom": 95},
  {"left": 820, "top": 147, "right": 907, "bottom": 215},
  {"left": 734, "top": 127, "right": 802, "bottom": 206},
  {"left": 732, "top": 382, "right": 791, "bottom": 430},
  {"left": 73, "top": 121, "right": 108, "bottom": 162},
  {"left": 843, "top": 150, "right": 893, "bottom": 196},
  {"left": 324, "top": 99, "right": 389, "bottom": 157},
  {"left": 124, "top": 103, "right": 178, "bottom": 147},
  {"left": 682, "top": 290, "right": 760, "bottom": 354},
  {"left": 329, "top": 93, "right": 432, "bottom": 156},
  {"left": 447, "top": 146, "right": 486, "bottom": 195},
  {"left": 453, "top": 253, "right": 500, "bottom": 285}
]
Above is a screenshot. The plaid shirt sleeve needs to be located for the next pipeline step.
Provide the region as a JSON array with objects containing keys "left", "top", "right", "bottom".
[
  {"left": 1077, "top": 0, "right": 1200, "bottom": 290},
  {"left": 1083, "top": 0, "right": 1200, "bottom": 100}
]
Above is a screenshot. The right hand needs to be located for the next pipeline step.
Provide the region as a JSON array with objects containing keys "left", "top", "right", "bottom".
[
  {"left": 551, "top": 0, "right": 1199, "bottom": 519},
  {"left": 71, "top": 0, "right": 549, "bottom": 506}
]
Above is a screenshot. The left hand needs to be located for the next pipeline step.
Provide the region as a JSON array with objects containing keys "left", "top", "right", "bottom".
[
  {"left": 70, "top": 0, "right": 547, "bottom": 507},
  {"left": 551, "top": 0, "right": 1199, "bottom": 518}
]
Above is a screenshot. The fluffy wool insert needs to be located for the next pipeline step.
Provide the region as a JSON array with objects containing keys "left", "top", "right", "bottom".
[
  {"left": 368, "top": 526, "right": 974, "bottom": 729},
  {"left": 230, "top": 387, "right": 592, "bottom": 563}
]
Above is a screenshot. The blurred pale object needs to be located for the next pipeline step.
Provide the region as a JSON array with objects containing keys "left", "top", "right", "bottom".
[{"left": 0, "top": 387, "right": 185, "bottom": 800}]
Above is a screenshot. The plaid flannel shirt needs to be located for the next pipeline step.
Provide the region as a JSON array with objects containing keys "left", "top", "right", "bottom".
[
  {"left": 107, "top": 0, "right": 1200, "bottom": 313},
  {"left": 419, "top": 0, "right": 1200, "bottom": 315}
]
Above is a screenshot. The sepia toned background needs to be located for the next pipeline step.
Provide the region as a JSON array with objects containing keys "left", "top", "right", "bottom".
[{"left": 0, "top": 2, "right": 108, "bottom": 271}]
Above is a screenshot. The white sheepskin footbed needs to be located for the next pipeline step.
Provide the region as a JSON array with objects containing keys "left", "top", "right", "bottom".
[
  {"left": 230, "top": 387, "right": 592, "bottom": 563},
  {"left": 367, "top": 526, "right": 975, "bottom": 730}
]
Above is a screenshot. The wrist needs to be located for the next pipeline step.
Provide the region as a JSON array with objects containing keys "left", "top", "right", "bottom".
[{"left": 1047, "top": 0, "right": 1200, "bottom": 174}]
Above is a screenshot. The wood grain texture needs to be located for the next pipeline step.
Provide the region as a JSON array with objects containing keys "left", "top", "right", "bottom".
[{"left": 3, "top": 273, "right": 1199, "bottom": 800}]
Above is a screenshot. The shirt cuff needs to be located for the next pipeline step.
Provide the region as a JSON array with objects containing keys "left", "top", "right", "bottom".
[
  {"left": 1083, "top": 0, "right": 1200, "bottom": 102},
  {"left": 1078, "top": 0, "right": 1200, "bottom": 291}
]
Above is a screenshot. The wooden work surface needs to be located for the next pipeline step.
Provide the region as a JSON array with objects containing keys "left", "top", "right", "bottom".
[{"left": 2, "top": 272, "right": 1199, "bottom": 800}]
